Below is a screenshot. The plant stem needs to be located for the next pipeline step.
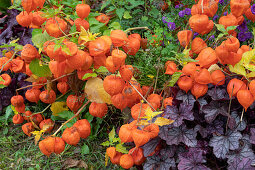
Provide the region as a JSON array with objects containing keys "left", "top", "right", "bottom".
[
  {"left": 0, "top": 51, "right": 17, "bottom": 73},
  {"left": 52, "top": 100, "right": 90, "bottom": 136},
  {"left": 128, "top": 81, "right": 156, "bottom": 111},
  {"left": 226, "top": 84, "right": 234, "bottom": 133},
  {"left": 125, "top": 27, "right": 154, "bottom": 34}
]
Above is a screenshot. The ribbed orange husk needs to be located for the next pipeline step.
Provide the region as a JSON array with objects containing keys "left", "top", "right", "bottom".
[
  {"left": 230, "top": 0, "right": 250, "bottom": 17},
  {"left": 191, "top": 83, "right": 208, "bottom": 99},
  {"left": 245, "top": 7, "right": 255, "bottom": 22},
  {"left": 189, "top": 14, "right": 214, "bottom": 35},
  {"left": 191, "top": 37, "right": 207, "bottom": 54},
  {"left": 120, "top": 154, "right": 134, "bottom": 169},
  {"left": 131, "top": 103, "right": 150, "bottom": 120},
  {"left": 237, "top": 90, "right": 254, "bottom": 111},
  {"left": 73, "top": 119, "right": 91, "bottom": 139},
  {"left": 105, "top": 56, "right": 119, "bottom": 73},
  {"left": 89, "top": 102, "right": 108, "bottom": 118},
  {"left": 147, "top": 94, "right": 162, "bottom": 110},
  {"left": 62, "top": 127, "right": 80, "bottom": 146},
  {"left": 177, "top": 30, "right": 192, "bottom": 47},
  {"left": 224, "top": 37, "right": 240, "bottom": 53},
  {"left": 119, "top": 123, "right": 137, "bottom": 143},
  {"left": 177, "top": 76, "right": 194, "bottom": 93},
  {"left": 219, "top": 14, "right": 238, "bottom": 34},
  {"left": 182, "top": 62, "right": 197, "bottom": 76},
  {"left": 144, "top": 124, "right": 159, "bottom": 138},
  {"left": 39, "top": 90, "right": 56, "bottom": 104},
  {"left": 128, "top": 147, "right": 146, "bottom": 165},
  {"left": 249, "top": 80, "right": 255, "bottom": 99},
  {"left": 111, "top": 93, "right": 128, "bottom": 111},
  {"left": 211, "top": 70, "right": 225, "bottom": 85},
  {"left": 165, "top": 61, "right": 178, "bottom": 75},
  {"left": 25, "top": 88, "right": 41, "bottom": 103},
  {"left": 103, "top": 75, "right": 125, "bottom": 96},
  {"left": 45, "top": 17, "right": 67, "bottom": 38},
  {"left": 227, "top": 78, "right": 247, "bottom": 98},
  {"left": 122, "top": 37, "right": 140, "bottom": 55},
  {"left": 96, "top": 13, "right": 110, "bottom": 25},
  {"left": 196, "top": 47, "right": 217, "bottom": 68},
  {"left": 163, "top": 97, "right": 173, "bottom": 108},
  {"left": 119, "top": 65, "right": 134, "bottom": 81},
  {"left": 110, "top": 30, "right": 129, "bottom": 47},
  {"left": 194, "top": 68, "right": 212, "bottom": 84},
  {"left": 132, "top": 129, "right": 151, "bottom": 147}
]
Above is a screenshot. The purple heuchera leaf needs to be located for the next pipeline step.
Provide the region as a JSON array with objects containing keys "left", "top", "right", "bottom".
[
  {"left": 250, "top": 128, "right": 255, "bottom": 145},
  {"left": 209, "top": 131, "right": 242, "bottom": 159},
  {"left": 230, "top": 111, "right": 246, "bottom": 131},
  {"left": 207, "top": 87, "right": 229, "bottom": 100},
  {"left": 197, "top": 97, "right": 208, "bottom": 110},
  {"left": 164, "top": 103, "right": 194, "bottom": 127},
  {"left": 143, "top": 154, "right": 176, "bottom": 170},
  {"left": 159, "top": 125, "right": 197, "bottom": 147},
  {"left": 142, "top": 137, "right": 161, "bottom": 157},
  {"left": 201, "top": 101, "right": 228, "bottom": 123},
  {"left": 227, "top": 157, "right": 254, "bottom": 170},
  {"left": 178, "top": 148, "right": 210, "bottom": 170},
  {"left": 176, "top": 91, "right": 196, "bottom": 107}
]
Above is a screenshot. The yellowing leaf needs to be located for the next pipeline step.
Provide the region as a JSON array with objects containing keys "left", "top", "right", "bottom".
[
  {"left": 24, "top": 74, "right": 39, "bottom": 83},
  {"left": 84, "top": 77, "right": 112, "bottom": 104},
  {"left": 79, "top": 27, "right": 100, "bottom": 45},
  {"left": 115, "top": 143, "right": 129, "bottom": 154},
  {"left": 31, "top": 130, "right": 44, "bottom": 145},
  {"left": 11, "top": 105, "right": 19, "bottom": 115},
  {"left": 10, "top": 38, "right": 19, "bottom": 44},
  {"left": 154, "top": 117, "right": 174, "bottom": 126},
  {"left": 42, "top": 122, "right": 54, "bottom": 131},
  {"left": 141, "top": 107, "right": 163, "bottom": 121},
  {"left": 105, "top": 153, "right": 109, "bottom": 167},
  {"left": 229, "top": 63, "right": 246, "bottom": 77},
  {"left": 147, "top": 75, "right": 154, "bottom": 79},
  {"left": 247, "top": 71, "right": 255, "bottom": 78},
  {"left": 208, "top": 64, "right": 221, "bottom": 73},
  {"left": 137, "top": 120, "right": 150, "bottom": 126},
  {"left": 50, "top": 102, "right": 69, "bottom": 116},
  {"left": 239, "top": 49, "right": 255, "bottom": 72}
]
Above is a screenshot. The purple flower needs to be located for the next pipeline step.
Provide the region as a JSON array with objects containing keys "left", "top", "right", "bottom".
[
  {"left": 219, "top": 0, "right": 225, "bottom": 4},
  {"left": 238, "top": 32, "right": 253, "bottom": 42},
  {"left": 167, "top": 22, "right": 176, "bottom": 31},
  {"left": 175, "top": 4, "right": 183, "bottom": 9},
  {"left": 209, "top": 35, "right": 215, "bottom": 41},
  {"left": 213, "top": 14, "right": 219, "bottom": 21},
  {"left": 162, "top": 16, "right": 167, "bottom": 24},
  {"left": 223, "top": 11, "right": 227, "bottom": 16},
  {"left": 184, "top": 8, "right": 191, "bottom": 15},
  {"left": 193, "top": 32, "right": 199, "bottom": 39},
  {"left": 179, "top": 10, "right": 185, "bottom": 17},
  {"left": 237, "top": 20, "right": 248, "bottom": 32},
  {"left": 251, "top": 4, "right": 255, "bottom": 15}
]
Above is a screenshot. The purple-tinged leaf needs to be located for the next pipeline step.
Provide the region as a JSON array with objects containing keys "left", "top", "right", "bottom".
[
  {"left": 227, "top": 157, "right": 254, "bottom": 170},
  {"left": 159, "top": 125, "right": 197, "bottom": 147},
  {"left": 227, "top": 143, "right": 255, "bottom": 164},
  {"left": 230, "top": 111, "right": 246, "bottom": 131},
  {"left": 160, "top": 146, "right": 177, "bottom": 158},
  {"left": 142, "top": 137, "right": 161, "bottom": 157},
  {"left": 164, "top": 103, "right": 194, "bottom": 127},
  {"left": 250, "top": 128, "right": 255, "bottom": 145},
  {"left": 176, "top": 91, "right": 196, "bottom": 107},
  {"left": 202, "top": 101, "right": 228, "bottom": 123},
  {"left": 207, "top": 87, "right": 229, "bottom": 100},
  {"left": 178, "top": 148, "right": 210, "bottom": 170},
  {"left": 143, "top": 154, "right": 176, "bottom": 170},
  {"left": 197, "top": 97, "right": 208, "bottom": 110},
  {"left": 195, "top": 125, "right": 208, "bottom": 138},
  {"left": 207, "top": 119, "right": 224, "bottom": 135},
  {"left": 209, "top": 131, "right": 242, "bottom": 159}
]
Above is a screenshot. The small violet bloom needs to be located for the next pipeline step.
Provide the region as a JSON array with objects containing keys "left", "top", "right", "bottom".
[
  {"left": 237, "top": 20, "right": 248, "bottom": 32},
  {"left": 162, "top": 16, "right": 167, "bottom": 24},
  {"left": 179, "top": 10, "right": 185, "bottom": 17},
  {"left": 167, "top": 22, "right": 176, "bottom": 31},
  {"left": 209, "top": 35, "right": 215, "bottom": 41},
  {"left": 223, "top": 11, "right": 227, "bottom": 16},
  {"left": 184, "top": 8, "right": 191, "bottom": 15},
  {"left": 219, "top": 0, "right": 225, "bottom": 4},
  {"left": 238, "top": 32, "right": 253, "bottom": 42},
  {"left": 251, "top": 4, "right": 255, "bottom": 15},
  {"left": 213, "top": 14, "right": 219, "bottom": 21}
]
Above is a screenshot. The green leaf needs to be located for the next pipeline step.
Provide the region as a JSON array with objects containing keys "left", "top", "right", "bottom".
[
  {"left": 100, "top": 141, "right": 110, "bottom": 146},
  {"left": 141, "top": 16, "right": 148, "bottom": 21},
  {"left": 123, "top": 11, "right": 132, "bottom": 19},
  {"left": 5, "top": 105, "right": 13, "bottom": 125},
  {"left": 0, "top": 84, "right": 6, "bottom": 89},
  {"left": 32, "top": 30, "right": 53, "bottom": 53},
  {"left": 109, "top": 22, "right": 121, "bottom": 30},
  {"left": 109, "top": 128, "right": 115, "bottom": 143},
  {"left": 52, "top": 110, "right": 77, "bottom": 128},
  {"left": 226, "top": 25, "right": 238, "bottom": 32},
  {"left": 216, "top": 33, "right": 225, "bottom": 41},
  {"left": 215, "top": 24, "right": 226, "bottom": 33},
  {"left": 100, "top": 0, "right": 111, "bottom": 10},
  {"left": 116, "top": 8, "right": 125, "bottom": 20},
  {"left": 116, "top": 143, "right": 129, "bottom": 154},
  {"left": 82, "top": 73, "right": 97, "bottom": 80},
  {"left": 229, "top": 63, "right": 246, "bottom": 76},
  {"left": 112, "top": 138, "right": 120, "bottom": 143},
  {"left": 96, "top": 66, "right": 108, "bottom": 73},
  {"left": 168, "top": 72, "right": 182, "bottom": 87},
  {"left": 84, "top": 112, "right": 94, "bottom": 123},
  {"left": 81, "top": 144, "right": 90, "bottom": 155},
  {"left": 29, "top": 59, "right": 52, "bottom": 77}
]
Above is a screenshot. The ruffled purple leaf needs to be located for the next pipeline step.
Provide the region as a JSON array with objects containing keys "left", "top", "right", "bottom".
[
  {"left": 142, "top": 137, "right": 161, "bottom": 157},
  {"left": 201, "top": 101, "right": 228, "bottom": 123}
]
